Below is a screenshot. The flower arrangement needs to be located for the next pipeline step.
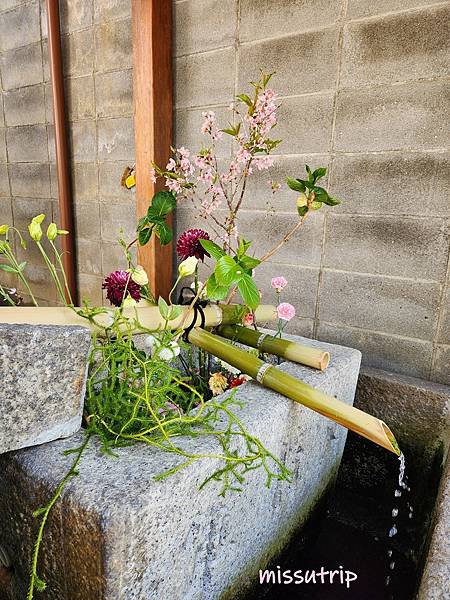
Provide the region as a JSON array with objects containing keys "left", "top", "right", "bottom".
[{"left": 0, "top": 73, "right": 399, "bottom": 600}]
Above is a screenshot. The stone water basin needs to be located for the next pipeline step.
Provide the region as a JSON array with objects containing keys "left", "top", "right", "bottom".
[{"left": 0, "top": 334, "right": 361, "bottom": 600}]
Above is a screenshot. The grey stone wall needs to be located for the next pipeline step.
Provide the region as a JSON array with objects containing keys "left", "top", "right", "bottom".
[
  {"left": 0, "top": 0, "right": 135, "bottom": 306},
  {"left": 173, "top": 0, "right": 450, "bottom": 384}
]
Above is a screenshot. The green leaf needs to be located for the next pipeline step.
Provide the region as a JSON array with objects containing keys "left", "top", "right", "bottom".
[
  {"left": 238, "top": 274, "right": 260, "bottom": 310},
  {"left": 206, "top": 274, "right": 229, "bottom": 301},
  {"left": 147, "top": 191, "right": 176, "bottom": 220},
  {"left": 236, "top": 93, "right": 252, "bottom": 107},
  {"left": 155, "top": 221, "right": 173, "bottom": 245},
  {"left": 215, "top": 255, "right": 243, "bottom": 286},
  {"left": 321, "top": 195, "right": 341, "bottom": 207},
  {"left": 18, "top": 261, "right": 27, "bottom": 271},
  {"left": 158, "top": 297, "right": 170, "bottom": 320},
  {"left": 158, "top": 297, "right": 182, "bottom": 320},
  {"left": 239, "top": 255, "right": 261, "bottom": 271},
  {"left": 286, "top": 177, "right": 306, "bottom": 193},
  {"left": 138, "top": 227, "right": 153, "bottom": 246},
  {"left": 297, "top": 205, "right": 309, "bottom": 217},
  {"left": 312, "top": 167, "right": 327, "bottom": 182},
  {"left": 0, "top": 264, "right": 17, "bottom": 273},
  {"left": 199, "top": 239, "right": 225, "bottom": 261},
  {"left": 237, "top": 238, "right": 252, "bottom": 259}
]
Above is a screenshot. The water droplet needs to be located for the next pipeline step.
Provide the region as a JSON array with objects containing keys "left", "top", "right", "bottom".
[
  {"left": 387, "top": 550, "right": 393, "bottom": 557},
  {"left": 385, "top": 576, "right": 391, "bottom": 587},
  {"left": 395, "top": 489, "right": 402, "bottom": 497},
  {"left": 390, "top": 561, "right": 395, "bottom": 570},
  {"left": 409, "top": 512, "right": 413, "bottom": 519},
  {"left": 389, "top": 525, "right": 397, "bottom": 537},
  {"left": 392, "top": 508, "right": 398, "bottom": 517}
]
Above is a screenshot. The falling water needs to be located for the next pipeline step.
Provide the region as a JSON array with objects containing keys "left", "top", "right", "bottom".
[{"left": 385, "top": 452, "right": 414, "bottom": 594}]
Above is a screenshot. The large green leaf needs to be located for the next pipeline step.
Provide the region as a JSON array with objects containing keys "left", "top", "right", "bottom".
[
  {"left": 239, "top": 255, "right": 261, "bottom": 271},
  {"left": 155, "top": 221, "right": 173, "bottom": 245},
  {"left": 215, "top": 255, "right": 243, "bottom": 286},
  {"left": 147, "top": 191, "right": 176, "bottom": 220},
  {"left": 199, "top": 239, "right": 225, "bottom": 261},
  {"left": 238, "top": 273, "right": 260, "bottom": 310},
  {"left": 138, "top": 227, "right": 153, "bottom": 246},
  {"left": 206, "top": 274, "right": 229, "bottom": 301}
]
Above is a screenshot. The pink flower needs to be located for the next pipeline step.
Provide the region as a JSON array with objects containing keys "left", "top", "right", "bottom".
[
  {"left": 277, "top": 302, "right": 295, "bottom": 321},
  {"left": 271, "top": 276, "right": 288, "bottom": 292},
  {"left": 197, "top": 170, "right": 214, "bottom": 184},
  {"left": 177, "top": 146, "right": 190, "bottom": 158},
  {"left": 180, "top": 157, "right": 194, "bottom": 175},
  {"left": 201, "top": 110, "right": 216, "bottom": 135},
  {"left": 236, "top": 145, "right": 251, "bottom": 164},
  {"left": 165, "top": 178, "right": 182, "bottom": 193},
  {"left": 254, "top": 156, "right": 274, "bottom": 171},
  {"left": 166, "top": 158, "right": 176, "bottom": 172},
  {"left": 242, "top": 312, "right": 254, "bottom": 327},
  {"left": 149, "top": 167, "right": 157, "bottom": 183}
]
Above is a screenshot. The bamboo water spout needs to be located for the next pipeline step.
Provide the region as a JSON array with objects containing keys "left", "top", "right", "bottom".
[
  {"left": 218, "top": 324, "right": 330, "bottom": 371},
  {"left": 0, "top": 304, "right": 277, "bottom": 332},
  {"left": 188, "top": 328, "right": 401, "bottom": 456}
]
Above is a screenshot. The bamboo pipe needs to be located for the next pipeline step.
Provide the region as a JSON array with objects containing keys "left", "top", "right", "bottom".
[
  {"left": 188, "top": 328, "right": 401, "bottom": 456},
  {"left": 218, "top": 324, "right": 330, "bottom": 371},
  {"left": 46, "top": 0, "right": 77, "bottom": 304},
  {"left": 0, "top": 304, "right": 278, "bottom": 333}
]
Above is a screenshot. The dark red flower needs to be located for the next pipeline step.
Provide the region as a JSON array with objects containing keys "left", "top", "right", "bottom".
[
  {"left": 176, "top": 228, "right": 210, "bottom": 261},
  {"left": 102, "top": 270, "right": 141, "bottom": 307},
  {"left": 228, "top": 376, "right": 247, "bottom": 389}
]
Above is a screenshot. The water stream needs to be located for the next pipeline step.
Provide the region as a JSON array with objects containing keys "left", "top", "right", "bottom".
[{"left": 385, "top": 452, "right": 414, "bottom": 596}]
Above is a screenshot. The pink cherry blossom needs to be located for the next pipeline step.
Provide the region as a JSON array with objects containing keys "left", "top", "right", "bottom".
[
  {"left": 165, "top": 178, "right": 182, "bottom": 193},
  {"left": 149, "top": 167, "right": 157, "bottom": 183},
  {"left": 166, "top": 158, "right": 176, "bottom": 172},
  {"left": 254, "top": 156, "right": 274, "bottom": 171},
  {"left": 177, "top": 146, "right": 190, "bottom": 158},
  {"left": 271, "top": 276, "right": 288, "bottom": 292},
  {"left": 277, "top": 302, "right": 295, "bottom": 321},
  {"left": 180, "top": 157, "right": 195, "bottom": 175}
]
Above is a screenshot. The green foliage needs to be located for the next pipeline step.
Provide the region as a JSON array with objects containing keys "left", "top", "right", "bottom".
[
  {"left": 287, "top": 165, "right": 341, "bottom": 219},
  {"left": 137, "top": 191, "right": 176, "bottom": 247},
  {"left": 200, "top": 239, "right": 261, "bottom": 310}
]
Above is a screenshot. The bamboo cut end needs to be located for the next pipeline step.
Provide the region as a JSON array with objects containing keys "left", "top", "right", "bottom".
[
  {"left": 381, "top": 421, "right": 401, "bottom": 456},
  {"left": 319, "top": 352, "right": 330, "bottom": 371}
]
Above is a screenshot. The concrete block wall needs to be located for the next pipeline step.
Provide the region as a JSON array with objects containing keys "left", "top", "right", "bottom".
[
  {"left": 0, "top": 0, "right": 135, "bottom": 306},
  {"left": 173, "top": 0, "right": 450, "bottom": 384}
]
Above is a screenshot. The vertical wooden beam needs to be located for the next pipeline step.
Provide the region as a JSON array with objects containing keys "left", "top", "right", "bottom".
[
  {"left": 46, "top": 0, "right": 78, "bottom": 304},
  {"left": 132, "top": 0, "right": 173, "bottom": 300}
]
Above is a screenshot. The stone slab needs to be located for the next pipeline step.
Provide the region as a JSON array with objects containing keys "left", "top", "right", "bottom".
[
  {"left": 0, "top": 334, "right": 361, "bottom": 599},
  {"left": 0, "top": 324, "right": 91, "bottom": 455},
  {"left": 418, "top": 453, "right": 450, "bottom": 600}
]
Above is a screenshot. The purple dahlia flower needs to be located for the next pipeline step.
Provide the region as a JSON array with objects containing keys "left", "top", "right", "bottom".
[
  {"left": 176, "top": 228, "right": 210, "bottom": 261},
  {"left": 102, "top": 270, "right": 141, "bottom": 307}
]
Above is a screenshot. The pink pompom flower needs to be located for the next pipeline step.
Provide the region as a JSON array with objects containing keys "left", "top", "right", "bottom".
[
  {"left": 271, "top": 276, "right": 288, "bottom": 292},
  {"left": 277, "top": 302, "right": 295, "bottom": 322}
]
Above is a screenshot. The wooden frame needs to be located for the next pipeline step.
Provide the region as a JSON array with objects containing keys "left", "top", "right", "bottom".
[{"left": 132, "top": 0, "right": 173, "bottom": 300}]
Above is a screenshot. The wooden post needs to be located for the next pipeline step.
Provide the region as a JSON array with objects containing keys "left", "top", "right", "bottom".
[{"left": 132, "top": 0, "right": 173, "bottom": 300}]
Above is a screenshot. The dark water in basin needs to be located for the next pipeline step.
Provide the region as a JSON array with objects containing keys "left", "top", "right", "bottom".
[
  {"left": 248, "top": 432, "right": 444, "bottom": 600},
  {"left": 252, "top": 518, "right": 416, "bottom": 600}
]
